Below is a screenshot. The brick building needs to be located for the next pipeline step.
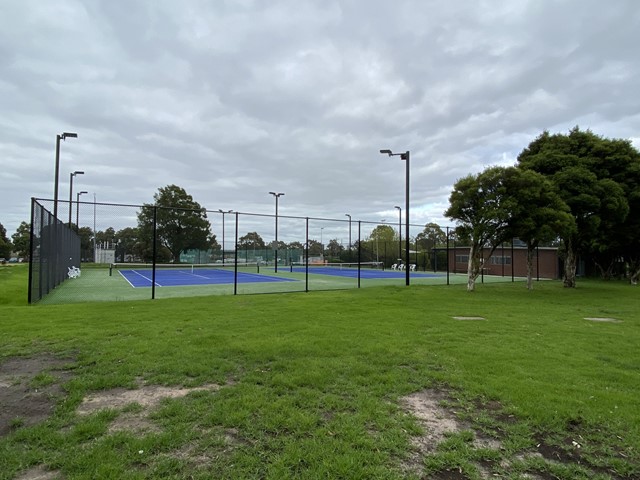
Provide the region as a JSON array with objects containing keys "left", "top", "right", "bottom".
[{"left": 446, "top": 246, "right": 560, "bottom": 279}]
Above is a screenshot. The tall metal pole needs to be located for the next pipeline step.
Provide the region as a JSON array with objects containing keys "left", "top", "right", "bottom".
[
  {"left": 68, "top": 172, "right": 74, "bottom": 226},
  {"left": 404, "top": 151, "right": 410, "bottom": 286},
  {"left": 269, "top": 192, "right": 284, "bottom": 272},
  {"left": 395, "top": 206, "right": 402, "bottom": 263},
  {"left": 76, "top": 191, "right": 87, "bottom": 232},
  {"left": 218, "top": 209, "right": 232, "bottom": 265},
  {"left": 68, "top": 171, "right": 84, "bottom": 226},
  {"left": 380, "top": 149, "right": 411, "bottom": 285},
  {"left": 54, "top": 135, "right": 61, "bottom": 219},
  {"left": 53, "top": 132, "right": 77, "bottom": 220},
  {"left": 93, "top": 193, "right": 97, "bottom": 263},
  {"left": 345, "top": 214, "right": 352, "bottom": 250}
]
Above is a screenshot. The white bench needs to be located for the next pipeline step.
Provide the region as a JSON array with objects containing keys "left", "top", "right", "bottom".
[{"left": 68, "top": 266, "right": 81, "bottom": 279}]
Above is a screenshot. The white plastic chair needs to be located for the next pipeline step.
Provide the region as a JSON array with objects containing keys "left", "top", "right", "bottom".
[{"left": 68, "top": 266, "right": 81, "bottom": 278}]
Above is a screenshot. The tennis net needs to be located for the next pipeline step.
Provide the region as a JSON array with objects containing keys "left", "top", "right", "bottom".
[
  {"left": 109, "top": 262, "right": 260, "bottom": 276},
  {"left": 289, "top": 261, "right": 382, "bottom": 271}
]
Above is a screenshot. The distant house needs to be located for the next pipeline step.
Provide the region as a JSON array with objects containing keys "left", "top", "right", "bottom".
[{"left": 445, "top": 246, "right": 561, "bottom": 279}]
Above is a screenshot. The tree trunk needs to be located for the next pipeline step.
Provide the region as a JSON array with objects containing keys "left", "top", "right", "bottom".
[
  {"left": 629, "top": 258, "right": 640, "bottom": 286},
  {"left": 526, "top": 244, "right": 535, "bottom": 290},
  {"left": 466, "top": 244, "right": 481, "bottom": 292},
  {"left": 563, "top": 239, "right": 577, "bottom": 288}
]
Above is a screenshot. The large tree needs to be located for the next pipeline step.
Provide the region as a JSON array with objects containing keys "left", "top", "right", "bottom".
[
  {"left": 137, "top": 185, "right": 212, "bottom": 262},
  {"left": 11, "top": 221, "right": 31, "bottom": 260},
  {"left": 114, "top": 227, "right": 140, "bottom": 262},
  {"left": 238, "top": 232, "right": 265, "bottom": 249},
  {"left": 77, "top": 227, "right": 94, "bottom": 260},
  {"left": 517, "top": 128, "right": 633, "bottom": 286},
  {"left": 504, "top": 168, "right": 575, "bottom": 290},
  {"left": 445, "top": 166, "right": 515, "bottom": 291},
  {"left": 415, "top": 223, "right": 446, "bottom": 251},
  {"left": 0, "top": 223, "right": 12, "bottom": 260},
  {"left": 326, "top": 239, "right": 344, "bottom": 259}
]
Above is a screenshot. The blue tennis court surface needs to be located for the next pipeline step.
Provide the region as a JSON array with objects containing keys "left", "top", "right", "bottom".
[
  {"left": 289, "top": 266, "right": 443, "bottom": 279},
  {"left": 118, "top": 267, "right": 296, "bottom": 288}
]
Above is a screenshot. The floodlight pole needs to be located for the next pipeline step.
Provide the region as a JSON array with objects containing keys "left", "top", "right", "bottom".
[
  {"left": 395, "top": 205, "right": 402, "bottom": 263},
  {"left": 269, "top": 192, "right": 284, "bottom": 272},
  {"left": 54, "top": 132, "right": 78, "bottom": 220},
  {"left": 345, "top": 214, "right": 352, "bottom": 249},
  {"left": 68, "top": 170, "right": 84, "bottom": 226},
  {"left": 380, "top": 149, "right": 410, "bottom": 286},
  {"left": 218, "top": 209, "right": 233, "bottom": 265},
  {"left": 76, "top": 191, "right": 87, "bottom": 232}
]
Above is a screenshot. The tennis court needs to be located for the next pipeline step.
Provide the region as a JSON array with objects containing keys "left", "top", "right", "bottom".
[
  {"left": 113, "top": 263, "right": 296, "bottom": 288},
  {"left": 289, "top": 263, "right": 444, "bottom": 280}
]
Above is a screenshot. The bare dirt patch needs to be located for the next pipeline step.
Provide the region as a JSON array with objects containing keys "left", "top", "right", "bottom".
[
  {"left": 77, "top": 383, "right": 221, "bottom": 415},
  {"left": 401, "top": 389, "right": 466, "bottom": 454},
  {"left": 77, "top": 382, "right": 221, "bottom": 434},
  {"left": 400, "top": 389, "right": 503, "bottom": 477},
  {"left": 13, "top": 465, "right": 61, "bottom": 480},
  {"left": 0, "top": 354, "right": 74, "bottom": 436}
]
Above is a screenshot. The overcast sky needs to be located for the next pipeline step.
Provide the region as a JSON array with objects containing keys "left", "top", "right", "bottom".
[{"left": 1, "top": 0, "right": 639, "bottom": 242}]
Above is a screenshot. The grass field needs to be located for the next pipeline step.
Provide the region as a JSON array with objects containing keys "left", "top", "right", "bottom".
[{"left": 0, "top": 263, "right": 638, "bottom": 479}]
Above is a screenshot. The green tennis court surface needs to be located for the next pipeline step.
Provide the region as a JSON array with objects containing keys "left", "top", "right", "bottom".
[{"left": 37, "top": 264, "right": 525, "bottom": 304}]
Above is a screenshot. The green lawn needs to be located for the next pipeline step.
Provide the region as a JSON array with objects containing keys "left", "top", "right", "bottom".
[{"left": 0, "top": 263, "right": 638, "bottom": 479}]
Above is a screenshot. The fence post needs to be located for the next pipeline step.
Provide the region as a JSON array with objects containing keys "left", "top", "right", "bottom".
[
  {"left": 151, "top": 206, "right": 157, "bottom": 300},
  {"left": 446, "top": 227, "right": 450, "bottom": 286},
  {"left": 234, "top": 212, "right": 239, "bottom": 295},
  {"left": 28, "top": 198, "right": 35, "bottom": 304},
  {"left": 511, "top": 242, "right": 515, "bottom": 282},
  {"left": 357, "top": 221, "right": 361, "bottom": 288},
  {"left": 305, "top": 217, "right": 309, "bottom": 292}
]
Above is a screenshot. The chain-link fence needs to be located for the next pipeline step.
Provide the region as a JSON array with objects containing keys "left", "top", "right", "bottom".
[{"left": 29, "top": 198, "right": 557, "bottom": 304}]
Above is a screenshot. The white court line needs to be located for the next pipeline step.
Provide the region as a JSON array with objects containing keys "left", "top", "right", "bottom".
[
  {"left": 178, "top": 271, "right": 210, "bottom": 279},
  {"left": 127, "top": 269, "right": 162, "bottom": 287}
]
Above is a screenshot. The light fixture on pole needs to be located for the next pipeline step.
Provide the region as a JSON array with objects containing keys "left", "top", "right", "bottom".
[
  {"left": 320, "top": 227, "right": 325, "bottom": 259},
  {"left": 380, "top": 149, "right": 410, "bottom": 286},
  {"left": 76, "top": 191, "right": 88, "bottom": 232},
  {"left": 218, "top": 209, "right": 233, "bottom": 265},
  {"left": 269, "top": 192, "right": 285, "bottom": 272},
  {"left": 54, "top": 132, "right": 78, "bottom": 219},
  {"left": 68, "top": 170, "right": 84, "bottom": 226},
  {"left": 345, "top": 214, "right": 351, "bottom": 249},
  {"left": 394, "top": 205, "right": 402, "bottom": 263}
]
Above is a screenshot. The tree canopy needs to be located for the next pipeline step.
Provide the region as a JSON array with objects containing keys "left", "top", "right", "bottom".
[
  {"left": 445, "top": 166, "right": 515, "bottom": 291},
  {"left": 238, "top": 232, "right": 265, "bottom": 249},
  {"left": 0, "top": 223, "right": 12, "bottom": 260},
  {"left": 11, "top": 221, "right": 30, "bottom": 260},
  {"left": 502, "top": 168, "right": 574, "bottom": 290},
  {"left": 137, "top": 185, "right": 212, "bottom": 262},
  {"left": 517, "top": 128, "right": 638, "bottom": 285}
]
